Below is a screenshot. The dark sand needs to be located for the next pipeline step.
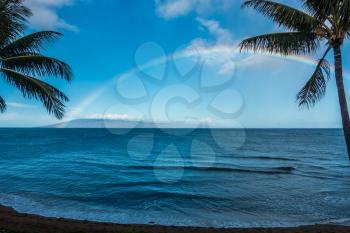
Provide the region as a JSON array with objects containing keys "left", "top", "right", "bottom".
[{"left": 0, "top": 204, "right": 349, "bottom": 233}]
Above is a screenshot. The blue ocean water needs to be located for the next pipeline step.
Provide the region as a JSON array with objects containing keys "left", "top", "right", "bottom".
[{"left": 0, "top": 128, "right": 349, "bottom": 227}]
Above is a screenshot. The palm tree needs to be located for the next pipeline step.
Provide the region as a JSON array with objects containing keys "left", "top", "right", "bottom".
[
  {"left": 0, "top": 0, "right": 72, "bottom": 119},
  {"left": 239, "top": 0, "right": 350, "bottom": 160}
]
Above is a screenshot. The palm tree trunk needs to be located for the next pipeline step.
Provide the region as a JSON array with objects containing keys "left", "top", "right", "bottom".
[{"left": 333, "top": 44, "right": 350, "bottom": 160}]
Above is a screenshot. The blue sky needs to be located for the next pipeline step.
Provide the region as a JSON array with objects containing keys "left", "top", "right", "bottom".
[{"left": 0, "top": 0, "right": 349, "bottom": 128}]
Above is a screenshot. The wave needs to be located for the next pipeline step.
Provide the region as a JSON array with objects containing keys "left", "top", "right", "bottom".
[
  {"left": 0, "top": 190, "right": 231, "bottom": 209},
  {"left": 72, "top": 160, "right": 295, "bottom": 175},
  {"left": 129, "top": 165, "right": 295, "bottom": 174},
  {"left": 234, "top": 155, "right": 299, "bottom": 162},
  {"left": 320, "top": 217, "right": 350, "bottom": 225},
  {"left": 2, "top": 192, "right": 348, "bottom": 228}
]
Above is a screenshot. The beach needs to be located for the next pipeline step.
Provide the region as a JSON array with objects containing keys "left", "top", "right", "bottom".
[{"left": 1, "top": 204, "right": 350, "bottom": 233}]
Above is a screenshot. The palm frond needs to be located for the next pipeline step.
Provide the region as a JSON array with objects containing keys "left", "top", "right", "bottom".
[
  {"left": 2, "top": 55, "right": 73, "bottom": 81},
  {"left": 239, "top": 32, "right": 320, "bottom": 55},
  {"left": 0, "top": 96, "right": 6, "bottom": 113},
  {"left": 0, "top": 31, "right": 62, "bottom": 57},
  {"left": 340, "top": 0, "right": 350, "bottom": 31},
  {"left": 0, "top": 0, "right": 32, "bottom": 44},
  {"left": 301, "top": 0, "right": 336, "bottom": 21},
  {"left": 0, "top": 68, "right": 69, "bottom": 119},
  {"left": 297, "top": 47, "right": 331, "bottom": 108},
  {"left": 242, "top": 0, "right": 322, "bottom": 31}
]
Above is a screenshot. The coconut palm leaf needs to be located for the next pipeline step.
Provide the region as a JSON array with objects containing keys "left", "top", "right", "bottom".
[
  {"left": 1, "top": 68, "right": 69, "bottom": 119},
  {"left": 0, "top": 31, "right": 62, "bottom": 58},
  {"left": 302, "top": 0, "right": 337, "bottom": 20},
  {"left": 0, "top": 32, "right": 72, "bottom": 119},
  {"left": 297, "top": 47, "right": 331, "bottom": 108},
  {"left": 0, "top": 0, "right": 72, "bottom": 120},
  {"left": 0, "top": 96, "right": 6, "bottom": 113},
  {"left": 338, "top": 0, "right": 350, "bottom": 16},
  {"left": 340, "top": 0, "right": 350, "bottom": 31},
  {"left": 239, "top": 32, "right": 320, "bottom": 55},
  {"left": 2, "top": 55, "right": 73, "bottom": 81},
  {"left": 0, "top": 0, "right": 31, "bottom": 44},
  {"left": 242, "top": 0, "right": 322, "bottom": 31}
]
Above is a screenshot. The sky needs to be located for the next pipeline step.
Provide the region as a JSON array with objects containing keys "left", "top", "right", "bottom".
[{"left": 0, "top": 0, "right": 349, "bottom": 128}]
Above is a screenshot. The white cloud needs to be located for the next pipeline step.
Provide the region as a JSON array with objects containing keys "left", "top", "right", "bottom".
[
  {"left": 155, "top": 0, "right": 193, "bottom": 19},
  {"left": 155, "top": 0, "right": 235, "bottom": 19},
  {"left": 218, "top": 61, "right": 236, "bottom": 75},
  {"left": 24, "top": 0, "right": 78, "bottom": 32},
  {"left": 183, "top": 17, "right": 234, "bottom": 49},
  {"left": 0, "top": 112, "right": 20, "bottom": 121},
  {"left": 156, "top": 0, "right": 238, "bottom": 74},
  {"left": 178, "top": 18, "right": 236, "bottom": 76},
  {"left": 184, "top": 117, "right": 213, "bottom": 124},
  {"left": 85, "top": 113, "right": 143, "bottom": 121},
  {"left": 238, "top": 54, "right": 287, "bottom": 69},
  {"left": 7, "top": 102, "right": 36, "bottom": 109},
  {"left": 196, "top": 17, "right": 233, "bottom": 44}
]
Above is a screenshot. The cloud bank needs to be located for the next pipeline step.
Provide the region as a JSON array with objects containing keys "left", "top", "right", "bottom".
[
  {"left": 155, "top": 0, "right": 235, "bottom": 19},
  {"left": 24, "top": 0, "right": 78, "bottom": 31}
]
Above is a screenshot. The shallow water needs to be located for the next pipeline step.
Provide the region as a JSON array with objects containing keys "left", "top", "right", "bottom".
[{"left": 0, "top": 128, "right": 349, "bottom": 227}]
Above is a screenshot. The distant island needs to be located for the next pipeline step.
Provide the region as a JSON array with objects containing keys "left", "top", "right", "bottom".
[{"left": 44, "top": 118, "right": 213, "bottom": 129}]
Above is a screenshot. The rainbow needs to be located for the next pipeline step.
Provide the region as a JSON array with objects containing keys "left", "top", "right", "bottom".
[{"left": 63, "top": 44, "right": 349, "bottom": 125}]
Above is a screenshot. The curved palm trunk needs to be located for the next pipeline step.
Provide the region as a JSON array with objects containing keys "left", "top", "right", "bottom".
[{"left": 333, "top": 44, "right": 350, "bottom": 160}]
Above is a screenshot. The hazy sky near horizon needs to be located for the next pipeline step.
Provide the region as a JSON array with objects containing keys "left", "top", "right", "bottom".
[{"left": 0, "top": 0, "right": 349, "bottom": 128}]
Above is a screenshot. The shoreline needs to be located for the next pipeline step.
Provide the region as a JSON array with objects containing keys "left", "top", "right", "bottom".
[{"left": 1, "top": 205, "right": 350, "bottom": 233}]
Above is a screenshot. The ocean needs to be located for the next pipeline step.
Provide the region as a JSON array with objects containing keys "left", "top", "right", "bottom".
[{"left": 0, "top": 128, "right": 349, "bottom": 227}]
